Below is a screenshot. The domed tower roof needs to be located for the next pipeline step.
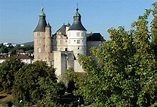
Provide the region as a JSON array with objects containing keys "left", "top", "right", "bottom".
[
  {"left": 68, "top": 7, "right": 86, "bottom": 31},
  {"left": 34, "top": 8, "right": 47, "bottom": 32}
]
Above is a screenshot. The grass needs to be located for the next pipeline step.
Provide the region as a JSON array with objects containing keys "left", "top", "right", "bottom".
[
  {"left": 0, "top": 91, "right": 13, "bottom": 102},
  {"left": 0, "top": 91, "right": 13, "bottom": 107}
]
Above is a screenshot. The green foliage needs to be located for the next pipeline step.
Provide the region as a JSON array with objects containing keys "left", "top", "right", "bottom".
[
  {"left": 151, "top": 17, "right": 157, "bottom": 45},
  {"left": 76, "top": 9, "right": 157, "bottom": 106},
  {"left": 0, "top": 57, "right": 24, "bottom": 92},
  {"left": 0, "top": 58, "right": 66, "bottom": 106},
  {"left": 151, "top": 2, "right": 157, "bottom": 59},
  {"left": 36, "top": 77, "right": 60, "bottom": 107},
  {"left": 0, "top": 46, "right": 8, "bottom": 53},
  {"left": 0, "top": 44, "right": 33, "bottom": 55},
  {"left": 12, "top": 61, "right": 58, "bottom": 106}
]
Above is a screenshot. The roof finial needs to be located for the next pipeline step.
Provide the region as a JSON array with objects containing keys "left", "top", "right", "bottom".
[
  {"left": 40, "top": 4, "right": 46, "bottom": 16},
  {"left": 76, "top": 3, "right": 79, "bottom": 12}
]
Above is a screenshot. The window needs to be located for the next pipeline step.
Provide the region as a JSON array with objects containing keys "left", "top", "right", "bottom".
[
  {"left": 37, "top": 32, "right": 40, "bottom": 36},
  {"left": 69, "top": 40, "right": 71, "bottom": 44},
  {"left": 38, "top": 39, "right": 41, "bottom": 44},
  {"left": 69, "top": 33, "right": 71, "bottom": 37},
  {"left": 38, "top": 55, "right": 40, "bottom": 59},
  {"left": 38, "top": 48, "right": 41, "bottom": 53},
  {"left": 77, "top": 32, "right": 80, "bottom": 36},
  {"left": 81, "top": 32, "right": 85, "bottom": 36},
  {"left": 77, "top": 40, "right": 80, "bottom": 44},
  {"left": 60, "top": 40, "right": 63, "bottom": 44},
  {"left": 58, "top": 40, "right": 60, "bottom": 44}
]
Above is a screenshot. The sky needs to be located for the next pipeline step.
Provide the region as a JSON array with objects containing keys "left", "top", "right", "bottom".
[{"left": 0, "top": 0, "right": 156, "bottom": 44}]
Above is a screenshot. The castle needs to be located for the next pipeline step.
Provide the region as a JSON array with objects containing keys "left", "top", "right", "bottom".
[{"left": 34, "top": 7, "right": 105, "bottom": 76}]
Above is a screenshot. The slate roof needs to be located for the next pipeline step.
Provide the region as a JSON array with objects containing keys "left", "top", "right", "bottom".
[
  {"left": 68, "top": 8, "right": 86, "bottom": 31},
  {"left": 57, "top": 24, "right": 70, "bottom": 35},
  {"left": 34, "top": 8, "right": 47, "bottom": 32},
  {"left": 68, "top": 21, "right": 86, "bottom": 31},
  {"left": 87, "top": 33, "right": 105, "bottom": 41}
]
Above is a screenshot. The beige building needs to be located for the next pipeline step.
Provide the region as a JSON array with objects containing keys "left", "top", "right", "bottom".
[
  {"left": 0, "top": 54, "right": 33, "bottom": 64},
  {"left": 34, "top": 7, "right": 105, "bottom": 76}
]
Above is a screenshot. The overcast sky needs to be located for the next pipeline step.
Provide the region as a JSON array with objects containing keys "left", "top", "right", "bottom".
[{"left": 0, "top": 0, "right": 156, "bottom": 43}]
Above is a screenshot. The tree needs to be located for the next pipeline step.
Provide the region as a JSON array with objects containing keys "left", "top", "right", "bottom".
[
  {"left": 37, "top": 77, "right": 63, "bottom": 107},
  {"left": 62, "top": 68, "right": 87, "bottom": 95},
  {"left": 152, "top": 2, "right": 157, "bottom": 45},
  {"left": 75, "top": 9, "right": 157, "bottom": 106},
  {"left": 0, "top": 45, "right": 8, "bottom": 53},
  {"left": 152, "top": 2, "right": 157, "bottom": 59},
  {"left": 12, "top": 61, "right": 61, "bottom": 106},
  {"left": 0, "top": 57, "right": 24, "bottom": 92}
]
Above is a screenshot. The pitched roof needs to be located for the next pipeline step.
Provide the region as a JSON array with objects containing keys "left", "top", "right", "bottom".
[
  {"left": 57, "top": 24, "right": 70, "bottom": 35},
  {"left": 59, "top": 25, "right": 66, "bottom": 35},
  {"left": 87, "top": 33, "right": 105, "bottom": 41}
]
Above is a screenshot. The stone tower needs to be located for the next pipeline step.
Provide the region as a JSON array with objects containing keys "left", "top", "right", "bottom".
[
  {"left": 67, "top": 7, "right": 87, "bottom": 59},
  {"left": 34, "top": 8, "right": 52, "bottom": 64},
  {"left": 45, "top": 23, "right": 52, "bottom": 61}
]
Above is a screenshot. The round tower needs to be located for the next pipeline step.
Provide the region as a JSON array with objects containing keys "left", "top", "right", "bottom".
[
  {"left": 67, "top": 7, "right": 87, "bottom": 58},
  {"left": 45, "top": 23, "right": 52, "bottom": 53},
  {"left": 45, "top": 23, "right": 52, "bottom": 62},
  {"left": 34, "top": 8, "right": 47, "bottom": 60}
]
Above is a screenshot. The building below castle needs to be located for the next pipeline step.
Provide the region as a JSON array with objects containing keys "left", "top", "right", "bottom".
[{"left": 34, "top": 7, "right": 105, "bottom": 76}]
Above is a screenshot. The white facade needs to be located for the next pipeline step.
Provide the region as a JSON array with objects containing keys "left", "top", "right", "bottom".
[{"left": 67, "top": 30, "right": 86, "bottom": 58}]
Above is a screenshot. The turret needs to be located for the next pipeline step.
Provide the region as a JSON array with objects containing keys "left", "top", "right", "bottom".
[
  {"left": 67, "top": 7, "right": 87, "bottom": 58},
  {"left": 34, "top": 8, "right": 47, "bottom": 60},
  {"left": 45, "top": 23, "right": 52, "bottom": 53}
]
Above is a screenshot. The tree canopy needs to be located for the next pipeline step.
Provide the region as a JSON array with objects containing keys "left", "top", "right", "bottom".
[
  {"left": 0, "top": 57, "right": 24, "bottom": 92},
  {"left": 12, "top": 61, "right": 59, "bottom": 106},
  {"left": 74, "top": 9, "right": 157, "bottom": 107}
]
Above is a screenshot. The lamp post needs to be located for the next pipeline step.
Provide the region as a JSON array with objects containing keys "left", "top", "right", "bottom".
[{"left": 19, "top": 100, "right": 23, "bottom": 107}]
